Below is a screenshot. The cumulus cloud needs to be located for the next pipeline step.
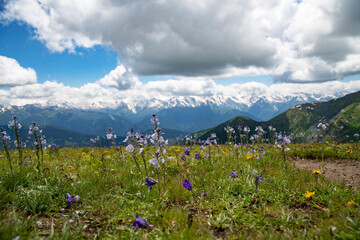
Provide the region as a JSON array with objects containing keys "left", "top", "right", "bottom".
[
  {"left": 98, "top": 65, "right": 142, "bottom": 90},
  {"left": 0, "top": 56, "right": 37, "bottom": 87},
  {"left": 1, "top": 0, "right": 359, "bottom": 83},
  {"left": 1, "top": 76, "right": 360, "bottom": 109}
]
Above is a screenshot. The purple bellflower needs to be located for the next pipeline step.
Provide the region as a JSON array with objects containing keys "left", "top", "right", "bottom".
[
  {"left": 145, "top": 178, "right": 157, "bottom": 190},
  {"left": 132, "top": 214, "right": 150, "bottom": 229},
  {"left": 66, "top": 193, "right": 79, "bottom": 208},
  {"left": 230, "top": 170, "right": 238, "bottom": 178},
  {"left": 184, "top": 149, "right": 190, "bottom": 155},
  {"left": 181, "top": 178, "right": 192, "bottom": 190}
]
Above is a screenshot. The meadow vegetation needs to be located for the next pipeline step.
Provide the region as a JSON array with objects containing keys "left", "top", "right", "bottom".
[{"left": 0, "top": 116, "right": 359, "bottom": 239}]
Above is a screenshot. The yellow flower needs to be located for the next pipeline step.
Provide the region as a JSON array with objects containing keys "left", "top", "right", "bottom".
[
  {"left": 304, "top": 191, "right": 315, "bottom": 199},
  {"left": 346, "top": 149, "right": 352, "bottom": 154},
  {"left": 82, "top": 152, "right": 86, "bottom": 155},
  {"left": 176, "top": 149, "right": 181, "bottom": 152},
  {"left": 246, "top": 153, "right": 253, "bottom": 160},
  {"left": 312, "top": 170, "right": 321, "bottom": 175},
  {"left": 222, "top": 150, "right": 226, "bottom": 155},
  {"left": 347, "top": 199, "right": 356, "bottom": 207},
  {"left": 337, "top": 145, "right": 341, "bottom": 148}
]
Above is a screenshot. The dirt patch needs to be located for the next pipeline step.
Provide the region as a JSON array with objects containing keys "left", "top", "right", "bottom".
[{"left": 290, "top": 157, "right": 360, "bottom": 189}]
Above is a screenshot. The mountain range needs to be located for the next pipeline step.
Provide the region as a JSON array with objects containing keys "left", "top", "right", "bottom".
[
  {"left": 197, "top": 90, "right": 360, "bottom": 143},
  {"left": 0, "top": 90, "right": 359, "bottom": 146}
]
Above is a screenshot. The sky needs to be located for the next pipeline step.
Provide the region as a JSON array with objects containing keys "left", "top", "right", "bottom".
[{"left": 0, "top": 0, "right": 360, "bottom": 108}]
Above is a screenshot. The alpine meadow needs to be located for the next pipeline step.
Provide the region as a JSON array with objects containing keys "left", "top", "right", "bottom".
[{"left": 1, "top": 0, "right": 360, "bottom": 239}]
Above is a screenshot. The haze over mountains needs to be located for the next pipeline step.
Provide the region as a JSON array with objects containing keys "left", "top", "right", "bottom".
[{"left": 1, "top": 90, "right": 359, "bottom": 146}]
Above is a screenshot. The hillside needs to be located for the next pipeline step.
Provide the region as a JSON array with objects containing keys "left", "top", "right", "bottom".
[
  {"left": 196, "top": 90, "right": 360, "bottom": 143},
  {"left": 0, "top": 125, "right": 98, "bottom": 148}
]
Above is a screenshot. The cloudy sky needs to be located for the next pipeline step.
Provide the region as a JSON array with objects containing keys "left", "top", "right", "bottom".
[{"left": 0, "top": 0, "right": 360, "bottom": 108}]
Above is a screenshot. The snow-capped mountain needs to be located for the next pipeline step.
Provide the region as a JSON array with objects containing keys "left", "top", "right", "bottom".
[
  {"left": 105, "top": 92, "right": 340, "bottom": 121},
  {"left": 0, "top": 90, "right": 354, "bottom": 137}
]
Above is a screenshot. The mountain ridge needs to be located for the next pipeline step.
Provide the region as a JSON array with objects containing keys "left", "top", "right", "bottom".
[{"left": 196, "top": 90, "right": 360, "bottom": 143}]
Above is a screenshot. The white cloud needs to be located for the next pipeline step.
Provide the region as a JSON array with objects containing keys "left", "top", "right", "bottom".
[
  {"left": 98, "top": 65, "right": 142, "bottom": 90},
  {"left": 1, "top": 76, "right": 360, "bottom": 109},
  {"left": 0, "top": 56, "right": 37, "bottom": 87},
  {"left": 1, "top": 0, "right": 359, "bottom": 83}
]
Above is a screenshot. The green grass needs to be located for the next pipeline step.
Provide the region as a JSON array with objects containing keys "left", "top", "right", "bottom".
[{"left": 0, "top": 143, "right": 359, "bottom": 239}]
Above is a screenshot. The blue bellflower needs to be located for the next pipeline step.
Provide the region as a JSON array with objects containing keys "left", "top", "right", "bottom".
[
  {"left": 66, "top": 193, "right": 79, "bottom": 208},
  {"left": 181, "top": 178, "right": 192, "bottom": 190},
  {"left": 132, "top": 214, "right": 150, "bottom": 229},
  {"left": 145, "top": 178, "right": 157, "bottom": 190},
  {"left": 230, "top": 170, "right": 238, "bottom": 178}
]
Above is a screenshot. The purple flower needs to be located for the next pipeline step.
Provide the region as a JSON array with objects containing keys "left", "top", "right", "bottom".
[
  {"left": 23, "top": 161, "right": 29, "bottom": 166},
  {"left": 181, "top": 178, "right": 192, "bottom": 190},
  {"left": 181, "top": 155, "right": 186, "bottom": 161},
  {"left": 184, "top": 149, "right": 190, "bottom": 155},
  {"left": 126, "top": 144, "right": 134, "bottom": 153},
  {"left": 254, "top": 172, "right": 264, "bottom": 189},
  {"left": 145, "top": 178, "right": 157, "bottom": 190},
  {"left": 132, "top": 214, "right": 149, "bottom": 229},
  {"left": 230, "top": 170, "right": 238, "bottom": 178},
  {"left": 200, "top": 190, "right": 207, "bottom": 198},
  {"left": 195, "top": 154, "right": 200, "bottom": 159},
  {"left": 66, "top": 193, "right": 79, "bottom": 208}
]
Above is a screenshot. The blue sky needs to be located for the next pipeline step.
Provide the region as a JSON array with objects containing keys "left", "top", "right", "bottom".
[
  {"left": 0, "top": 0, "right": 360, "bottom": 108},
  {"left": 0, "top": 22, "right": 118, "bottom": 87}
]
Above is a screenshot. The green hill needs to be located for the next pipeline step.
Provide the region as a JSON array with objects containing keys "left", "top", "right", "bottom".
[{"left": 196, "top": 91, "right": 360, "bottom": 143}]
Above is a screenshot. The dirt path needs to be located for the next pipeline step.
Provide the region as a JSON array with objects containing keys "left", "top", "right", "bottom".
[{"left": 290, "top": 157, "right": 360, "bottom": 189}]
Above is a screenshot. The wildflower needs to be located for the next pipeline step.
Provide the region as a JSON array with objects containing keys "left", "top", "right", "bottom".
[
  {"left": 132, "top": 214, "right": 150, "bottom": 229},
  {"left": 313, "top": 170, "right": 321, "bottom": 175},
  {"left": 317, "top": 122, "right": 328, "bottom": 130},
  {"left": 200, "top": 190, "right": 207, "bottom": 198},
  {"left": 346, "top": 149, "right": 352, "bottom": 154},
  {"left": 181, "top": 155, "right": 186, "bottom": 161},
  {"left": 66, "top": 193, "right": 79, "bottom": 208},
  {"left": 253, "top": 170, "right": 264, "bottom": 189},
  {"left": 145, "top": 178, "right": 157, "bottom": 190},
  {"left": 304, "top": 191, "right": 315, "bottom": 199},
  {"left": 149, "top": 157, "right": 160, "bottom": 168},
  {"left": 184, "top": 149, "right": 190, "bottom": 155},
  {"left": 126, "top": 144, "right": 134, "bottom": 153},
  {"left": 195, "top": 154, "right": 200, "bottom": 159},
  {"left": 181, "top": 178, "right": 193, "bottom": 190},
  {"left": 347, "top": 199, "right": 358, "bottom": 207},
  {"left": 230, "top": 170, "right": 238, "bottom": 178},
  {"left": 254, "top": 175, "right": 263, "bottom": 188},
  {"left": 23, "top": 161, "right": 29, "bottom": 166},
  {"left": 247, "top": 153, "right": 253, "bottom": 159}
]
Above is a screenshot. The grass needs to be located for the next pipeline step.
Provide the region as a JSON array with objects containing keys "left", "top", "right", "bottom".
[{"left": 0, "top": 142, "right": 359, "bottom": 239}]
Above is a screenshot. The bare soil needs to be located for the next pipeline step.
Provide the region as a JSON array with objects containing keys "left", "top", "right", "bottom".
[{"left": 290, "top": 157, "right": 360, "bottom": 189}]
